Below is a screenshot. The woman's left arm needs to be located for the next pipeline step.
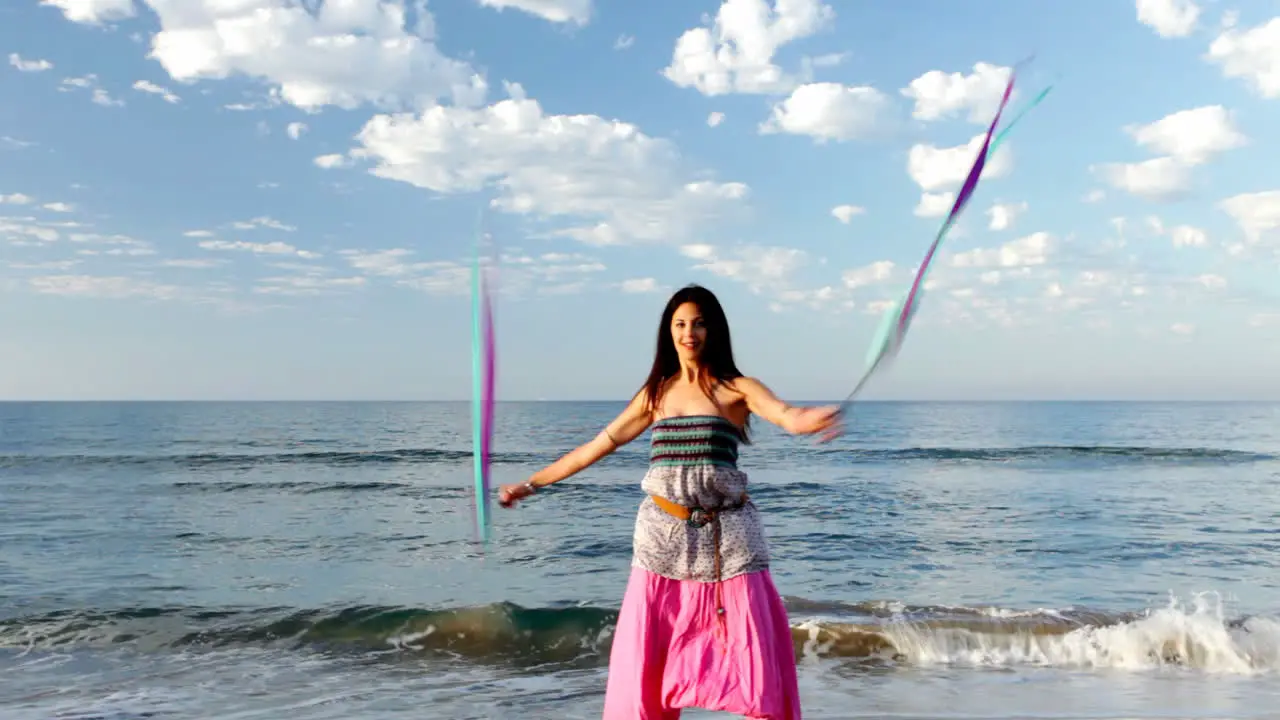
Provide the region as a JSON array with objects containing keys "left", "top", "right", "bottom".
[{"left": 732, "top": 376, "right": 842, "bottom": 438}]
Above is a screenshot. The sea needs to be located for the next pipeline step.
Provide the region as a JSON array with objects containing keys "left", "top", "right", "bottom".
[{"left": 2, "top": 400, "right": 1279, "bottom": 720}]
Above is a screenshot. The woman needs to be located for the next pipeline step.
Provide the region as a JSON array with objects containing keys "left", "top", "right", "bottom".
[{"left": 499, "top": 284, "right": 840, "bottom": 719}]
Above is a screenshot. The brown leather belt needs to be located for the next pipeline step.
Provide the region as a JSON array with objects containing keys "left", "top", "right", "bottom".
[{"left": 648, "top": 493, "right": 750, "bottom": 620}]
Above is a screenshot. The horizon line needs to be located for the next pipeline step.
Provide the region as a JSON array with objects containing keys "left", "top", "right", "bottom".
[{"left": 1, "top": 398, "right": 1277, "bottom": 404}]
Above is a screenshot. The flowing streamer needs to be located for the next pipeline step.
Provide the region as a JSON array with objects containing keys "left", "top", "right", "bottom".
[
  {"left": 839, "top": 69, "right": 1052, "bottom": 413},
  {"left": 471, "top": 207, "right": 496, "bottom": 544}
]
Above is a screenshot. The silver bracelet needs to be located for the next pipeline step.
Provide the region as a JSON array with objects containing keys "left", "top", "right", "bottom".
[{"left": 523, "top": 480, "right": 538, "bottom": 494}]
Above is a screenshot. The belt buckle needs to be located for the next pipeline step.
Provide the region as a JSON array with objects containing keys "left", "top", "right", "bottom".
[{"left": 686, "top": 507, "right": 711, "bottom": 528}]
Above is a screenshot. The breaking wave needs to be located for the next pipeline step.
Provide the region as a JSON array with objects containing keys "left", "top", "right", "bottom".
[{"left": 5, "top": 594, "right": 1277, "bottom": 674}]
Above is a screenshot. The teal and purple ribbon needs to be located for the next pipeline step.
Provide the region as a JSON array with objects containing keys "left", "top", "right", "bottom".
[
  {"left": 840, "top": 66, "right": 1052, "bottom": 413},
  {"left": 471, "top": 208, "right": 496, "bottom": 543}
]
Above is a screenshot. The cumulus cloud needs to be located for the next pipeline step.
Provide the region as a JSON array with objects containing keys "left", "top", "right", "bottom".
[
  {"left": 339, "top": 88, "right": 749, "bottom": 246},
  {"left": 905, "top": 133, "right": 1012, "bottom": 212},
  {"left": 39, "top": 0, "right": 136, "bottom": 24},
  {"left": 987, "top": 200, "right": 1027, "bottom": 231},
  {"left": 1127, "top": 105, "right": 1246, "bottom": 165},
  {"left": 1136, "top": 0, "right": 1200, "bottom": 38},
  {"left": 71, "top": 0, "right": 490, "bottom": 113},
  {"left": 662, "top": 0, "right": 836, "bottom": 96},
  {"left": 1096, "top": 105, "right": 1246, "bottom": 201},
  {"left": 950, "top": 232, "right": 1055, "bottom": 269},
  {"left": 1205, "top": 16, "right": 1280, "bottom": 98},
  {"left": 759, "top": 82, "right": 893, "bottom": 142},
  {"left": 900, "top": 61, "right": 1012, "bottom": 123},
  {"left": 1219, "top": 190, "right": 1280, "bottom": 245}
]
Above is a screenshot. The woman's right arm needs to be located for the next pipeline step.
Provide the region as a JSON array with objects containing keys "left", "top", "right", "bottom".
[{"left": 499, "top": 390, "right": 653, "bottom": 506}]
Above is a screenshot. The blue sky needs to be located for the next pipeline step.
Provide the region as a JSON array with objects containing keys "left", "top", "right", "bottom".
[{"left": 2, "top": 0, "right": 1279, "bottom": 402}]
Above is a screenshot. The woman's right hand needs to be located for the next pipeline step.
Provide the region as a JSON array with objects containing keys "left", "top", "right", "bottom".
[{"left": 498, "top": 481, "right": 536, "bottom": 508}]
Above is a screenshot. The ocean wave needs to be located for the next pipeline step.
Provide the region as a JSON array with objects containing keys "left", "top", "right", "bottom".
[
  {"left": 4, "top": 595, "right": 1276, "bottom": 674},
  {"left": 821, "top": 445, "right": 1275, "bottom": 464},
  {"left": 0, "top": 444, "right": 1269, "bottom": 472}
]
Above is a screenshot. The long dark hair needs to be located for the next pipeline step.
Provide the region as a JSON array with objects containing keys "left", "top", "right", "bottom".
[{"left": 639, "top": 284, "right": 751, "bottom": 440}]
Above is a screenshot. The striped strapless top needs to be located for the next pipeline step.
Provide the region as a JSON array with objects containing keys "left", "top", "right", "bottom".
[{"left": 648, "top": 414, "right": 742, "bottom": 469}]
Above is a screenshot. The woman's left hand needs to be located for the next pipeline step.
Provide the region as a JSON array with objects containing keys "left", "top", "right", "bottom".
[{"left": 791, "top": 405, "right": 843, "bottom": 441}]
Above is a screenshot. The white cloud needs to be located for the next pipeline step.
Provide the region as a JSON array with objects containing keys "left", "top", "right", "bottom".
[
  {"left": 680, "top": 242, "right": 807, "bottom": 295},
  {"left": 707, "top": 111, "right": 725, "bottom": 127},
  {"left": 9, "top": 53, "right": 53, "bottom": 72},
  {"left": 621, "top": 277, "right": 658, "bottom": 293},
  {"left": 831, "top": 204, "right": 864, "bottom": 224},
  {"left": 163, "top": 258, "right": 223, "bottom": 269},
  {"left": 132, "top": 80, "right": 180, "bottom": 103},
  {"left": 1249, "top": 312, "right": 1280, "bottom": 328},
  {"left": 341, "top": 90, "right": 748, "bottom": 247},
  {"left": 1194, "top": 273, "right": 1226, "bottom": 290},
  {"left": 79, "top": 0, "right": 489, "bottom": 113},
  {"left": 476, "top": 0, "right": 591, "bottom": 25},
  {"left": 29, "top": 274, "right": 178, "bottom": 300},
  {"left": 842, "top": 260, "right": 894, "bottom": 289},
  {"left": 230, "top": 216, "right": 296, "bottom": 232},
  {"left": 68, "top": 232, "right": 155, "bottom": 256},
  {"left": 340, "top": 248, "right": 604, "bottom": 296},
  {"left": 1168, "top": 224, "right": 1208, "bottom": 247},
  {"left": 914, "top": 192, "right": 954, "bottom": 218},
  {"left": 40, "top": 0, "right": 136, "bottom": 24},
  {"left": 1127, "top": 105, "right": 1245, "bottom": 165},
  {"left": 950, "top": 231, "right": 1054, "bottom": 269},
  {"left": 1097, "top": 105, "right": 1244, "bottom": 202},
  {"left": 199, "top": 239, "right": 319, "bottom": 259},
  {"left": 0, "top": 193, "right": 34, "bottom": 205},
  {"left": 1, "top": 218, "right": 60, "bottom": 244},
  {"left": 680, "top": 243, "right": 715, "bottom": 261},
  {"left": 183, "top": 229, "right": 215, "bottom": 238},
  {"left": 59, "top": 74, "right": 125, "bottom": 107},
  {"left": 987, "top": 200, "right": 1027, "bottom": 231},
  {"left": 255, "top": 274, "right": 366, "bottom": 296},
  {"left": 907, "top": 133, "right": 1013, "bottom": 202},
  {"left": 769, "top": 284, "right": 842, "bottom": 313},
  {"left": 340, "top": 248, "right": 426, "bottom": 277},
  {"left": 1083, "top": 189, "right": 1106, "bottom": 203},
  {"left": 1170, "top": 322, "right": 1195, "bottom": 335},
  {"left": 284, "top": 122, "right": 306, "bottom": 140},
  {"left": 1136, "top": 0, "right": 1200, "bottom": 38},
  {"left": 662, "top": 0, "right": 835, "bottom": 96},
  {"left": 314, "top": 153, "right": 351, "bottom": 169},
  {"left": 1205, "top": 16, "right": 1280, "bottom": 98},
  {"left": 759, "top": 82, "right": 892, "bottom": 142},
  {"left": 614, "top": 35, "right": 635, "bottom": 50},
  {"left": 42, "top": 202, "right": 76, "bottom": 213},
  {"left": 900, "top": 62, "right": 1011, "bottom": 123},
  {"left": 1219, "top": 190, "right": 1280, "bottom": 245},
  {"left": 6, "top": 260, "right": 82, "bottom": 272},
  {"left": 1095, "top": 156, "right": 1192, "bottom": 202}
]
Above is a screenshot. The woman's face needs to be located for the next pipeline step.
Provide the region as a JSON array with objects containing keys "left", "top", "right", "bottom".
[{"left": 670, "top": 301, "right": 707, "bottom": 361}]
